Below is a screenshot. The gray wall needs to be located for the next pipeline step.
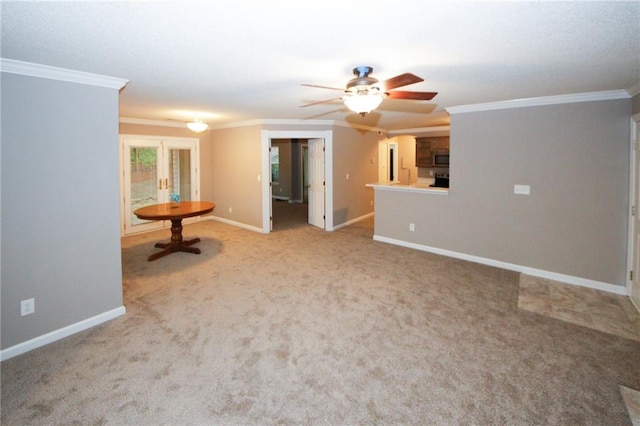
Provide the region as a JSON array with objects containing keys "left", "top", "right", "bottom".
[
  {"left": 1, "top": 73, "right": 124, "bottom": 349},
  {"left": 332, "top": 125, "right": 378, "bottom": 225},
  {"left": 209, "top": 125, "right": 264, "bottom": 229},
  {"left": 206, "top": 123, "right": 378, "bottom": 231},
  {"left": 375, "top": 98, "right": 631, "bottom": 287}
]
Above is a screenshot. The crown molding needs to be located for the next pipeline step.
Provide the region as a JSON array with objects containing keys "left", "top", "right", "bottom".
[
  {"left": 119, "top": 117, "right": 186, "bottom": 128},
  {"left": 627, "top": 81, "right": 640, "bottom": 97},
  {"left": 120, "top": 117, "right": 388, "bottom": 134},
  {"left": 0, "top": 58, "right": 128, "bottom": 90},
  {"left": 446, "top": 90, "right": 631, "bottom": 115},
  {"left": 208, "top": 118, "right": 386, "bottom": 133}
]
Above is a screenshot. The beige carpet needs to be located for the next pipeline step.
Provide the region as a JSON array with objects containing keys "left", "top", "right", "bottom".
[{"left": 2, "top": 217, "right": 640, "bottom": 425}]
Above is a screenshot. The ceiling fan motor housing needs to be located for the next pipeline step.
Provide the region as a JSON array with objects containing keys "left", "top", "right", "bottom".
[{"left": 346, "top": 66, "right": 379, "bottom": 92}]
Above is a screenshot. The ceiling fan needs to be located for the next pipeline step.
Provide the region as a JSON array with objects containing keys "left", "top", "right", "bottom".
[{"left": 301, "top": 66, "right": 437, "bottom": 116}]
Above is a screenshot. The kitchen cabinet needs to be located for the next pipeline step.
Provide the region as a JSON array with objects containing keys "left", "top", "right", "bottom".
[
  {"left": 415, "top": 137, "right": 449, "bottom": 167},
  {"left": 416, "top": 139, "right": 432, "bottom": 167}
]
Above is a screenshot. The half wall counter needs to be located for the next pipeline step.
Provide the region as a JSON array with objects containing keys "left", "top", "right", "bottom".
[{"left": 365, "top": 181, "right": 449, "bottom": 195}]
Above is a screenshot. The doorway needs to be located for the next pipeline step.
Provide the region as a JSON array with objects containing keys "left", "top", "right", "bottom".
[
  {"left": 378, "top": 138, "right": 399, "bottom": 183},
  {"left": 270, "top": 138, "right": 310, "bottom": 231},
  {"left": 261, "top": 130, "right": 333, "bottom": 233},
  {"left": 120, "top": 135, "right": 200, "bottom": 235}
]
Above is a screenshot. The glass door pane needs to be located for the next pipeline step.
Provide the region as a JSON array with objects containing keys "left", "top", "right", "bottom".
[
  {"left": 168, "top": 148, "right": 192, "bottom": 202},
  {"left": 123, "top": 139, "right": 164, "bottom": 235},
  {"left": 130, "top": 146, "right": 159, "bottom": 224},
  {"left": 165, "top": 140, "right": 198, "bottom": 226}
]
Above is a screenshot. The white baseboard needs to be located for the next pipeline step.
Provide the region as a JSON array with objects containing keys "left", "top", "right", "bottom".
[
  {"left": 0, "top": 306, "right": 126, "bottom": 362},
  {"left": 208, "top": 215, "right": 263, "bottom": 233},
  {"left": 332, "top": 212, "right": 374, "bottom": 231},
  {"left": 373, "top": 235, "right": 628, "bottom": 296}
]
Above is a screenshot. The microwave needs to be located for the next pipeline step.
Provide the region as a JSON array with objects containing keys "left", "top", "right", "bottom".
[{"left": 432, "top": 150, "right": 450, "bottom": 167}]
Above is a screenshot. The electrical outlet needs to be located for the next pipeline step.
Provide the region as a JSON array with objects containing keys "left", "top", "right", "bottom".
[
  {"left": 21, "top": 298, "right": 35, "bottom": 316},
  {"left": 409, "top": 223, "right": 415, "bottom": 232},
  {"left": 228, "top": 207, "right": 232, "bottom": 213},
  {"left": 346, "top": 173, "right": 350, "bottom": 180}
]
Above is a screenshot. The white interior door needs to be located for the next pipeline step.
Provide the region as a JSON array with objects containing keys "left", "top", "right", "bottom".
[
  {"left": 632, "top": 117, "right": 640, "bottom": 311},
  {"left": 378, "top": 138, "right": 399, "bottom": 183},
  {"left": 302, "top": 144, "right": 309, "bottom": 204},
  {"left": 378, "top": 141, "right": 389, "bottom": 182},
  {"left": 308, "top": 138, "right": 325, "bottom": 229}
]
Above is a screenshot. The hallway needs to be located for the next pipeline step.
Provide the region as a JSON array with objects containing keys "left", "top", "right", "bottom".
[{"left": 271, "top": 200, "right": 308, "bottom": 231}]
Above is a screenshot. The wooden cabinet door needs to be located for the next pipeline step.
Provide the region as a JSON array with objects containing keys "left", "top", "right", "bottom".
[{"left": 416, "top": 138, "right": 433, "bottom": 167}]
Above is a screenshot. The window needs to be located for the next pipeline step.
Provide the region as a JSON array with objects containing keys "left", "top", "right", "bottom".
[{"left": 271, "top": 146, "right": 280, "bottom": 183}]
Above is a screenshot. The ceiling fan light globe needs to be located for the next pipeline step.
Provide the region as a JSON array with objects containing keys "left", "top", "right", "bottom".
[{"left": 343, "top": 93, "right": 384, "bottom": 115}]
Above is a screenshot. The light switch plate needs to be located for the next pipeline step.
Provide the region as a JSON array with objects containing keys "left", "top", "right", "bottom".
[
  {"left": 514, "top": 184, "right": 531, "bottom": 195},
  {"left": 21, "top": 298, "right": 35, "bottom": 316}
]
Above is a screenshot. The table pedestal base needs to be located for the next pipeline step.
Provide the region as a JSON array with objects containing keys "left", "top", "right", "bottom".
[{"left": 147, "top": 218, "right": 202, "bottom": 261}]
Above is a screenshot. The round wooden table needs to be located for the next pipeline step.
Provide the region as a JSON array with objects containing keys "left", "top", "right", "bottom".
[{"left": 133, "top": 201, "right": 216, "bottom": 261}]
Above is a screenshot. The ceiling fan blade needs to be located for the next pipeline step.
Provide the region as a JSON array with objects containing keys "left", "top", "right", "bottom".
[
  {"left": 300, "top": 97, "right": 343, "bottom": 107},
  {"left": 380, "top": 73, "right": 424, "bottom": 90},
  {"left": 301, "top": 83, "right": 345, "bottom": 91},
  {"left": 386, "top": 90, "right": 438, "bottom": 101}
]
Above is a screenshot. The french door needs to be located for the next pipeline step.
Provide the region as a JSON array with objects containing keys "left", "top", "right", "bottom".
[{"left": 120, "top": 136, "right": 200, "bottom": 235}]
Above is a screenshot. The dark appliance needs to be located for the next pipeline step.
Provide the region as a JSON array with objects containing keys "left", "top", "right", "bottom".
[
  {"left": 430, "top": 173, "right": 449, "bottom": 188},
  {"left": 432, "top": 150, "right": 450, "bottom": 167}
]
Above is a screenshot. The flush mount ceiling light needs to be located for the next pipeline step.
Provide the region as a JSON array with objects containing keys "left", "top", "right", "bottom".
[{"left": 186, "top": 118, "right": 208, "bottom": 133}]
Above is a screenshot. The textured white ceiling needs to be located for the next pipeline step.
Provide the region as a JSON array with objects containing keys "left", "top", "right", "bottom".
[{"left": 2, "top": 1, "right": 639, "bottom": 131}]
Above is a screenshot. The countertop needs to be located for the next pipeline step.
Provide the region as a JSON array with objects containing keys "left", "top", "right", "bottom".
[{"left": 366, "top": 182, "right": 449, "bottom": 195}]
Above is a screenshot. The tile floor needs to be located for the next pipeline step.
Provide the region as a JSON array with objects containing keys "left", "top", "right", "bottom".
[
  {"left": 517, "top": 274, "right": 640, "bottom": 342},
  {"left": 620, "top": 386, "right": 640, "bottom": 426},
  {"left": 517, "top": 274, "right": 640, "bottom": 425}
]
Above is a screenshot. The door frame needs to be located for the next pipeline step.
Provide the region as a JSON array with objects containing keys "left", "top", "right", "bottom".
[
  {"left": 121, "top": 137, "right": 164, "bottom": 235},
  {"left": 378, "top": 138, "right": 400, "bottom": 183},
  {"left": 301, "top": 143, "right": 309, "bottom": 203},
  {"left": 119, "top": 134, "right": 200, "bottom": 236},
  {"left": 628, "top": 112, "right": 640, "bottom": 311},
  {"left": 261, "top": 130, "right": 333, "bottom": 233},
  {"left": 307, "top": 138, "right": 326, "bottom": 229}
]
